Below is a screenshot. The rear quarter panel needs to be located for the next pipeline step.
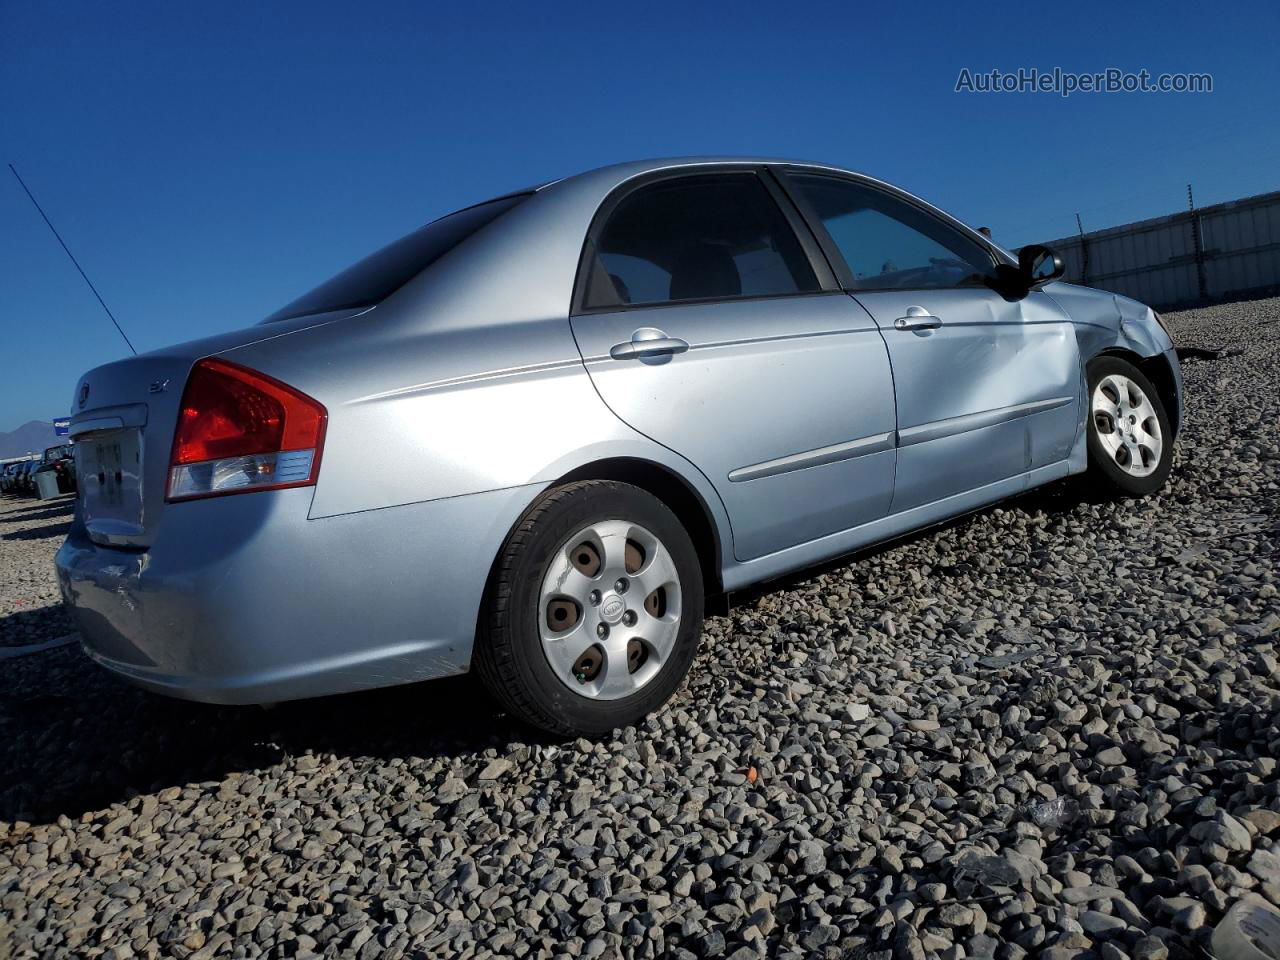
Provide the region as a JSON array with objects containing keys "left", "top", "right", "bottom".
[
  {"left": 219, "top": 181, "right": 736, "bottom": 541},
  {"left": 225, "top": 313, "right": 655, "bottom": 518}
]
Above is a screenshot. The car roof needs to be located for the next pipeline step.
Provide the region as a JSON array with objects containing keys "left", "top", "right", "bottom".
[
  {"left": 538, "top": 155, "right": 870, "bottom": 198},
  {"left": 372, "top": 155, "right": 999, "bottom": 337},
  {"left": 531, "top": 156, "right": 994, "bottom": 259}
]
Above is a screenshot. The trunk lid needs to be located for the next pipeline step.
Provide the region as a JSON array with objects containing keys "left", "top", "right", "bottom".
[{"left": 69, "top": 309, "right": 361, "bottom": 548}]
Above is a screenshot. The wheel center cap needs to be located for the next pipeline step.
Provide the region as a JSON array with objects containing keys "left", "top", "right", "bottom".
[{"left": 600, "top": 594, "right": 626, "bottom": 625}]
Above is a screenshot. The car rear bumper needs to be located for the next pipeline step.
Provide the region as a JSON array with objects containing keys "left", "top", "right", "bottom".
[{"left": 55, "top": 483, "right": 538, "bottom": 704}]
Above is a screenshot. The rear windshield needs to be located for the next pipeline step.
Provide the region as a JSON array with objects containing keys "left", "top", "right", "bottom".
[{"left": 264, "top": 193, "right": 529, "bottom": 323}]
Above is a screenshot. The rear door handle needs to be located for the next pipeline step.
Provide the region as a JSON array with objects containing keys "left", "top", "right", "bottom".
[
  {"left": 609, "top": 328, "right": 690, "bottom": 360},
  {"left": 894, "top": 306, "right": 943, "bottom": 331}
]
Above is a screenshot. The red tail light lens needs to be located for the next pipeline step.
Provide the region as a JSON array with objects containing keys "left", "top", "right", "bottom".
[{"left": 167, "top": 358, "right": 327, "bottom": 501}]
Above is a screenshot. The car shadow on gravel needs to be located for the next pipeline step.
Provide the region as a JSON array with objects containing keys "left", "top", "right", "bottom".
[
  {"left": 0, "top": 499, "right": 73, "bottom": 517},
  {"left": 14, "top": 497, "right": 75, "bottom": 512},
  {"left": 0, "top": 649, "right": 527, "bottom": 825},
  {"left": 0, "top": 605, "right": 76, "bottom": 647},
  {"left": 1, "top": 520, "right": 72, "bottom": 541},
  {"left": 728, "top": 477, "right": 1100, "bottom": 606}
]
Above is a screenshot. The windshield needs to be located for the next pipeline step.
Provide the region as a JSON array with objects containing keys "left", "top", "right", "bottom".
[{"left": 264, "top": 193, "right": 529, "bottom": 323}]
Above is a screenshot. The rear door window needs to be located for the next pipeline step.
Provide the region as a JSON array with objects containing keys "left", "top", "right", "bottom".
[{"left": 582, "top": 173, "right": 820, "bottom": 310}]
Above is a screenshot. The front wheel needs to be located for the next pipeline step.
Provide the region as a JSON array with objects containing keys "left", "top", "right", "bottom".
[
  {"left": 1084, "top": 355, "right": 1174, "bottom": 497},
  {"left": 474, "top": 480, "right": 704, "bottom": 736}
]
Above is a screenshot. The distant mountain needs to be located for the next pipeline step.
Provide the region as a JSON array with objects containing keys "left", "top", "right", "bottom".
[{"left": 0, "top": 420, "right": 59, "bottom": 459}]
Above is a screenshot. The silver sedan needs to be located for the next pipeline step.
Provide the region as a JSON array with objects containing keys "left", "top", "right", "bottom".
[{"left": 56, "top": 157, "right": 1182, "bottom": 735}]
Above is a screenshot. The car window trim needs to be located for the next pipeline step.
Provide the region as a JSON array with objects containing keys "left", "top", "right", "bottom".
[
  {"left": 570, "top": 165, "right": 840, "bottom": 317},
  {"left": 573, "top": 287, "right": 851, "bottom": 317},
  {"left": 758, "top": 168, "right": 839, "bottom": 290},
  {"left": 772, "top": 165, "right": 1004, "bottom": 294}
]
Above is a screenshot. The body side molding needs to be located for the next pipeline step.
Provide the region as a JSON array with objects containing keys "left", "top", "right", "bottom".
[
  {"left": 897, "top": 396, "right": 1073, "bottom": 448},
  {"left": 728, "top": 432, "right": 895, "bottom": 483}
]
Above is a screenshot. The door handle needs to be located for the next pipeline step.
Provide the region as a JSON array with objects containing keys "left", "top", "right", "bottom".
[
  {"left": 894, "top": 306, "right": 943, "bottom": 331},
  {"left": 609, "top": 328, "right": 690, "bottom": 360}
]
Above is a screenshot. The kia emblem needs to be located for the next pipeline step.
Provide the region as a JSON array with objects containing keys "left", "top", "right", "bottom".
[{"left": 601, "top": 595, "right": 626, "bottom": 624}]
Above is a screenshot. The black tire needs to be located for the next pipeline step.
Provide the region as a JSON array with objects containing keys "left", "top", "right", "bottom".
[
  {"left": 474, "top": 480, "right": 704, "bottom": 737},
  {"left": 1084, "top": 355, "right": 1174, "bottom": 497}
]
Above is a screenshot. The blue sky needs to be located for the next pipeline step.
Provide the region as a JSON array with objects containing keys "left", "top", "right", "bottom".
[{"left": 3, "top": 0, "right": 1278, "bottom": 430}]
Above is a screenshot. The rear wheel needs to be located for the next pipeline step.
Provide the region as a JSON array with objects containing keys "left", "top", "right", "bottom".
[
  {"left": 1084, "top": 355, "right": 1173, "bottom": 497},
  {"left": 474, "top": 480, "right": 704, "bottom": 736}
]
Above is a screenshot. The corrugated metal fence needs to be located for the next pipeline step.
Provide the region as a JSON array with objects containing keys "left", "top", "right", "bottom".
[{"left": 1040, "top": 189, "right": 1280, "bottom": 310}]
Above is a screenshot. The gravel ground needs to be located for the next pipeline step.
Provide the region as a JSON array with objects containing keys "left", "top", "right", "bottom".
[
  {"left": 2, "top": 297, "right": 1279, "bottom": 960},
  {"left": 0, "top": 497, "right": 74, "bottom": 649}
]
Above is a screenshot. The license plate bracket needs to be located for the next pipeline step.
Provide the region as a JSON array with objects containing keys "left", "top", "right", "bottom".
[{"left": 78, "top": 430, "right": 145, "bottom": 540}]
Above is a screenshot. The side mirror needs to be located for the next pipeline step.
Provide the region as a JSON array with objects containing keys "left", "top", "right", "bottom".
[{"left": 1017, "top": 244, "right": 1065, "bottom": 288}]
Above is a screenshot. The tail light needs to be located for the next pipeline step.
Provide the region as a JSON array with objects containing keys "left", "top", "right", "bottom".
[{"left": 167, "top": 358, "right": 327, "bottom": 501}]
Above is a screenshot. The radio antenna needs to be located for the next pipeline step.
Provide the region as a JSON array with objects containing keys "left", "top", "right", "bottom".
[{"left": 8, "top": 163, "right": 137, "bottom": 355}]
